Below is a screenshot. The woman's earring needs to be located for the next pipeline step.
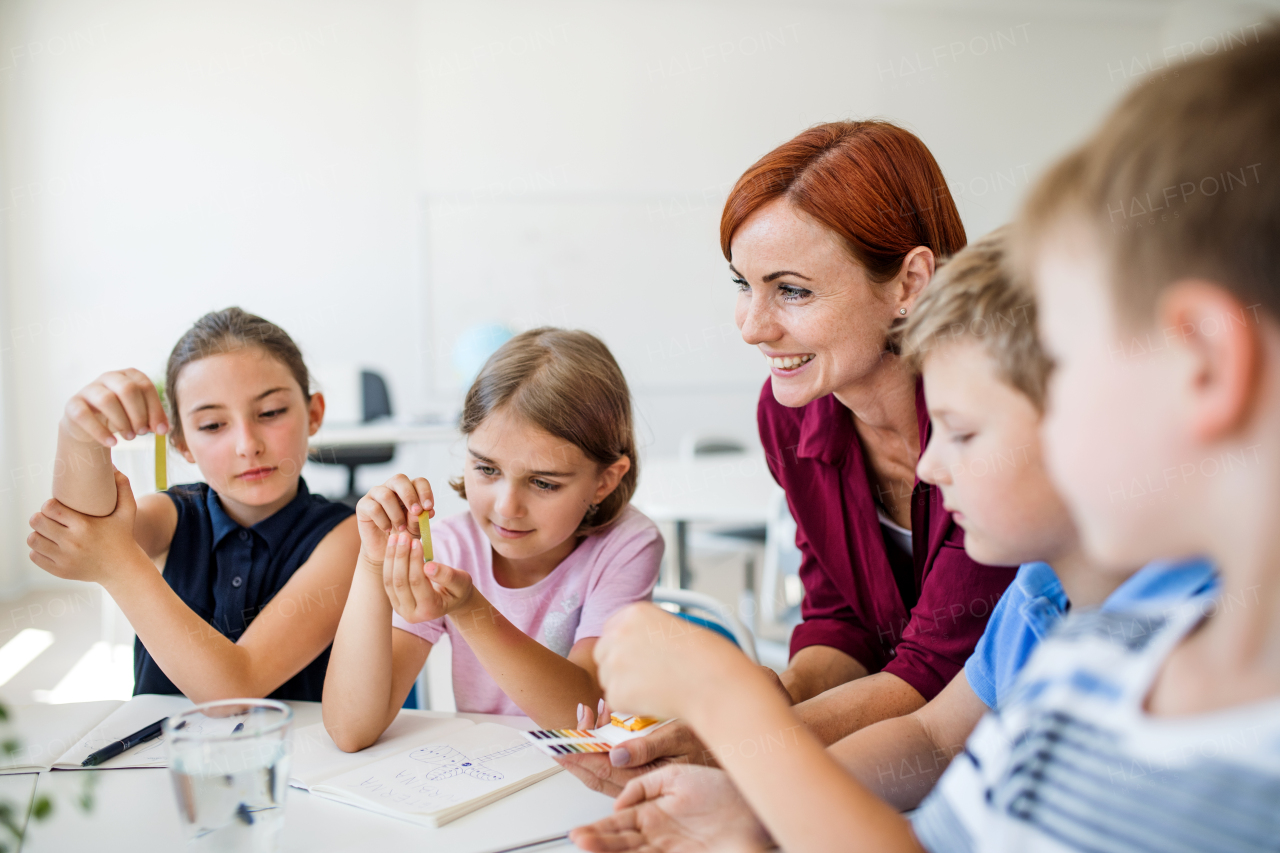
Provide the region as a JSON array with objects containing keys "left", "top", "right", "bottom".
[
  {"left": 585, "top": 503, "right": 600, "bottom": 520},
  {"left": 899, "top": 308, "right": 907, "bottom": 315}
]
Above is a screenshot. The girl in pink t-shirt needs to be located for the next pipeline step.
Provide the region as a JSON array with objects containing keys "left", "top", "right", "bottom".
[{"left": 323, "top": 329, "right": 663, "bottom": 748}]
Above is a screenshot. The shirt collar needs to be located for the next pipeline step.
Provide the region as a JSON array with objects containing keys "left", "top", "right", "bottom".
[
  {"left": 207, "top": 478, "right": 314, "bottom": 552},
  {"left": 795, "top": 376, "right": 930, "bottom": 466},
  {"left": 1102, "top": 556, "right": 1219, "bottom": 611}
]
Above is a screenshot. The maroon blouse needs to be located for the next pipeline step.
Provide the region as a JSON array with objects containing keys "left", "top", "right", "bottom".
[{"left": 757, "top": 379, "right": 1018, "bottom": 701}]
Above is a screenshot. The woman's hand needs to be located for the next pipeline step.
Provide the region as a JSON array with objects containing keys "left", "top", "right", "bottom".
[
  {"left": 61, "top": 368, "right": 168, "bottom": 447},
  {"left": 355, "top": 474, "right": 434, "bottom": 565},
  {"left": 569, "top": 764, "right": 771, "bottom": 853},
  {"left": 27, "top": 470, "right": 149, "bottom": 584},
  {"left": 381, "top": 531, "right": 475, "bottom": 624},
  {"left": 594, "top": 604, "right": 756, "bottom": 721},
  {"left": 557, "top": 701, "right": 719, "bottom": 798}
]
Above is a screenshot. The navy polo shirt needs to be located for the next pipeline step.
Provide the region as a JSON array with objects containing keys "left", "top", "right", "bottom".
[{"left": 134, "top": 478, "right": 354, "bottom": 701}]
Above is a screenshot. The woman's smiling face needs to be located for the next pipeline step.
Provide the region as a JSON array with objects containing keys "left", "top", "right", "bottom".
[{"left": 731, "top": 198, "right": 912, "bottom": 407}]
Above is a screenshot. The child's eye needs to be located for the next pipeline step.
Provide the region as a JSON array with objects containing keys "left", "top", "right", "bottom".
[
  {"left": 197, "top": 422, "right": 223, "bottom": 433},
  {"left": 779, "top": 284, "right": 811, "bottom": 302},
  {"left": 950, "top": 432, "right": 975, "bottom": 445},
  {"left": 474, "top": 464, "right": 499, "bottom": 477},
  {"left": 732, "top": 276, "right": 750, "bottom": 293},
  {"left": 531, "top": 478, "right": 560, "bottom": 492},
  {"left": 260, "top": 408, "right": 286, "bottom": 419}
]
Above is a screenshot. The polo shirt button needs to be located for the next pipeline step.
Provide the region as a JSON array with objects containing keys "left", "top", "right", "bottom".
[
  {"left": 232, "top": 576, "right": 242, "bottom": 588},
  {"left": 238, "top": 530, "right": 249, "bottom": 542}
]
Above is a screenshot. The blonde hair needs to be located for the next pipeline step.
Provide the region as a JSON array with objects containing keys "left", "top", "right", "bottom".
[
  {"left": 899, "top": 227, "right": 1050, "bottom": 410},
  {"left": 1015, "top": 25, "right": 1280, "bottom": 327},
  {"left": 450, "top": 328, "right": 638, "bottom": 536}
]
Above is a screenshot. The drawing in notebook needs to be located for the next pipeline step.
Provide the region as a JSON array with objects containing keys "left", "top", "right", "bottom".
[
  {"left": 309, "top": 723, "right": 560, "bottom": 827},
  {"left": 409, "top": 741, "right": 532, "bottom": 782}
]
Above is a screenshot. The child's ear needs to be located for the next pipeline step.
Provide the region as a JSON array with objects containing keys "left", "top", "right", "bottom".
[
  {"left": 307, "top": 392, "right": 326, "bottom": 436},
  {"left": 173, "top": 433, "right": 195, "bottom": 464},
  {"left": 593, "top": 455, "right": 632, "bottom": 503},
  {"left": 1159, "top": 280, "right": 1262, "bottom": 443}
]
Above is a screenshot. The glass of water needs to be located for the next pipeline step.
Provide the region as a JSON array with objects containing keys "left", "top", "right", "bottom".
[{"left": 164, "top": 699, "right": 293, "bottom": 852}]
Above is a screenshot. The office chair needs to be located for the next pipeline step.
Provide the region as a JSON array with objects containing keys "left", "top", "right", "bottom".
[{"left": 309, "top": 370, "right": 396, "bottom": 506}]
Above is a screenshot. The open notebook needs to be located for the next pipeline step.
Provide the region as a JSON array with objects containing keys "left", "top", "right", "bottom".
[
  {"left": 49, "top": 694, "right": 195, "bottom": 770},
  {"left": 293, "top": 719, "right": 560, "bottom": 827},
  {"left": 0, "top": 700, "right": 126, "bottom": 773},
  {"left": 0, "top": 694, "right": 197, "bottom": 773}
]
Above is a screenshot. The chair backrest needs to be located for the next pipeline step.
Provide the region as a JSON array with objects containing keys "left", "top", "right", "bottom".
[
  {"left": 652, "top": 588, "right": 757, "bottom": 664},
  {"left": 361, "top": 370, "right": 392, "bottom": 422},
  {"left": 760, "top": 487, "right": 803, "bottom": 627},
  {"left": 677, "top": 433, "right": 748, "bottom": 464}
]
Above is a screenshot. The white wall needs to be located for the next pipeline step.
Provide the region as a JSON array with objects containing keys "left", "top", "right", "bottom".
[{"left": 1, "top": 0, "right": 1275, "bottom": 590}]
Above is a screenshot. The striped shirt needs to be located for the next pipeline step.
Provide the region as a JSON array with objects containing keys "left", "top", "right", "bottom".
[{"left": 913, "top": 596, "right": 1280, "bottom": 852}]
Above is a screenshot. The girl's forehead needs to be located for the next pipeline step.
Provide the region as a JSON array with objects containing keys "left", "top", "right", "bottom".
[
  {"left": 176, "top": 348, "right": 301, "bottom": 399},
  {"left": 468, "top": 410, "right": 590, "bottom": 472}
]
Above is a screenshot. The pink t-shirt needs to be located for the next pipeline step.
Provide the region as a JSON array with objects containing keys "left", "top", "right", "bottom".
[{"left": 392, "top": 505, "right": 663, "bottom": 716}]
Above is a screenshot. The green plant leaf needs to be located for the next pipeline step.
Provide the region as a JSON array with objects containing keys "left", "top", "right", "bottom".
[{"left": 31, "top": 795, "right": 51, "bottom": 821}]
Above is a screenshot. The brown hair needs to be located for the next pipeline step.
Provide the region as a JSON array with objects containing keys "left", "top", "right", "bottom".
[
  {"left": 720, "top": 120, "right": 967, "bottom": 280},
  {"left": 1016, "top": 25, "right": 1280, "bottom": 326},
  {"left": 450, "top": 328, "right": 638, "bottom": 536},
  {"left": 899, "top": 227, "right": 1050, "bottom": 410},
  {"left": 165, "top": 307, "right": 311, "bottom": 445}
]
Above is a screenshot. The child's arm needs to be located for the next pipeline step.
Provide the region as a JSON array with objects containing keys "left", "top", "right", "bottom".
[
  {"left": 323, "top": 547, "right": 432, "bottom": 752},
  {"left": 322, "top": 475, "right": 436, "bottom": 752},
  {"left": 54, "top": 368, "right": 177, "bottom": 558},
  {"left": 386, "top": 536, "right": 603, "bottom": 730},
  {"left": 595, "top": 604, "right": 926, "bottom": 853},
  {"left": 828, "top": 669, "right": 986, "bottom": 810},
  {"left": 55, "top": 369, "right": 169, "bottom": 514},
  {"left": 28, "top": 470, "right": 359, "bottom": 702}
]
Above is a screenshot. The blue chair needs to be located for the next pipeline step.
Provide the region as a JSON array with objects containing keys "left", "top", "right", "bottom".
[{"left": 653, "top": 588, "right": 758, "bottom": 663}]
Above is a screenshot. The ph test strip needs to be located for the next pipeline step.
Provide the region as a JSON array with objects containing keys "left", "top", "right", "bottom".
[
  {"left": 418, "top": 510, "right": 433, "bottom": 561},
  {"left": 154, "top": 432, "right": 166, "bottom": 492}
]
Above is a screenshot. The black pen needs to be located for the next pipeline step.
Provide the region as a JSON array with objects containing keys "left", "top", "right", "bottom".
[{"left": 81, "top": 717, "right": 168, "bottom": 767}]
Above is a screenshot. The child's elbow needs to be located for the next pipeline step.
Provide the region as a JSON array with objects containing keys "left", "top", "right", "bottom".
[{"left": 327, "top": 725, "right": 373, "bottom": 754}]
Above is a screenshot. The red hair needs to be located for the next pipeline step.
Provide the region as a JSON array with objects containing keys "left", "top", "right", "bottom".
[{"left": 721, "top": 120, "right": 966, "bottom": 281}]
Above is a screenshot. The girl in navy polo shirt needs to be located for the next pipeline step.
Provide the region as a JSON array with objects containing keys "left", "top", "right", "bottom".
[{"left": 27, "top": 307, "right": 359, "bottom": 702}]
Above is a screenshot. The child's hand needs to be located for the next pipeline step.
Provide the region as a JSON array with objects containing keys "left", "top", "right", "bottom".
[
  {"left": 27, "top": 470, "right": 148, "bottom": 584},
  {"left": 61, "top": 368, "right": 168, "bottom": 447},
  {"left": 355, "top": 474, "right": 434, "bottom": 565},
  {"left": 381, "top": 531, "right": 474, "bottom": 623},
  {"left": 594, "top": 604, "right": 753, "bottom": 721}
]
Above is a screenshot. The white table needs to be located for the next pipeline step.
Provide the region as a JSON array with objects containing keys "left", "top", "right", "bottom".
[
  {"left": 20, "top": 702, "right": 611, "bottom": 853},
  {"left": 309, "top": 422, "right": 460, "bottom": 448},
  {"left": 632, "top": 454, "right": 780, "bottom": 588}
]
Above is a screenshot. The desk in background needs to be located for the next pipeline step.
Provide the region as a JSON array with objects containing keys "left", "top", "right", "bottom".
[
  {"left": 309, "top": 421, "right": 459, "bottom": 448},
  {"left": 632, "top": 453, "right": 779, "bottom": 589},
  {"left": 22, "top": 701, "right": 610, "bottom": 853}
]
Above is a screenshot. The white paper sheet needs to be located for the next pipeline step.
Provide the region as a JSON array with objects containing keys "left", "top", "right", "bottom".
[
  {"left": 51, "top": 694, "right": 194, "bottom": 769},
  {"left": 312, "top": 723, "right": 561, "bottom": 827},
  {"left": 289, "top": 712, "right": 475, "bottom": 790}
]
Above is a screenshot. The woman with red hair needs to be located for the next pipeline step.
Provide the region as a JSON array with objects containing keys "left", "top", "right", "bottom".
[{"left": 562, "top": 120, "right": 1017, "bottom": 789}]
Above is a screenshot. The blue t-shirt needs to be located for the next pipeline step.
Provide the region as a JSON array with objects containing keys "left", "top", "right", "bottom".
[
  {"left": 133, "top": 478, "right": 353, "bottom": 701},
  {"left": 963, "top": 557, "right": 1217, "bottom": 709}
]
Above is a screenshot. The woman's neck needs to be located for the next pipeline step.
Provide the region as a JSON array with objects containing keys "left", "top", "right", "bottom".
[{"left": 832, "top": 352, "right": 919, "bottom": 443}]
